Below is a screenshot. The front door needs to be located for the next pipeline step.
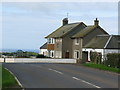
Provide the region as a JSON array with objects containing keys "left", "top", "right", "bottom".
[{"left": 65, "top": 52, "right": 69, "bottom": 58}]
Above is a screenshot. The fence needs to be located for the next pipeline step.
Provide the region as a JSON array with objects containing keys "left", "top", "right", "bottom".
[{"left": 0, "top": 58, "right": 76, "bottom": 63}]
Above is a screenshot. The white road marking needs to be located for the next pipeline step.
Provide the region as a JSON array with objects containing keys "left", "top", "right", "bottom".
[
  {"left": 5, "top": 68, "right": 24, "bottom": 89},
  {"left": 72, "top": 76, "right": 101, "bottom": 88},
  {"left": 48, "top": 68, "right": 63, "bottom": 75},
  {"left": 72, "top": 77, "right": 80, "bottom": 80}
]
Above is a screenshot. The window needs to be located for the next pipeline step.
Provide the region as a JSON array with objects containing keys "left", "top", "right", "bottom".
[
  {"left": 47, "top": 38, "right": 55, "bottom": 44},
  {"left": 47, "top": 38, "right": 51, "bottom": 44},
  {"left": 56, "top": 39, "right": 62, "bottom": 42},
  {"left": 51, "top": 52, "right": 54, "bottom": 57},
  {"left": 49, "top": 50, "right": 54, "bottom": 58},
  {"left": 75, "top": 38, "right": 79, "bottom": 45},
  {"left": 74, "top": 50, "right": 80, "bottom": 59}
]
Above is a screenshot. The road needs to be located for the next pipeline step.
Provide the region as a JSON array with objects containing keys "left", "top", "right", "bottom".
[{"left": 3, "top": 63, "right": 119, "bottom": 88}]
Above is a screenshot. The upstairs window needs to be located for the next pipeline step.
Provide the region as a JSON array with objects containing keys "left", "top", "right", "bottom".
[
  {"left": 75, "top": 38, "right": 79, "bottom": 45},
  {"left": 47, "top": 38, "right": 55, "bottom": 44}
]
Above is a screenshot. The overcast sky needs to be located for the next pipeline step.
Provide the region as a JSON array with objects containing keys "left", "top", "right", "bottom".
[{"left": 1, "top": 2, "right": 118, "bottom": 50}]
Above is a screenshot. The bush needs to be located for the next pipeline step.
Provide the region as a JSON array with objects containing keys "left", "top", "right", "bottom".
[
  {"left": 36, "top": 54, "right": 49, "bottom": 58},
  {"left": 104, "top": 53, "right": 120, "bottom": 68},
  {"left": 90, "top": 51, "right": 102, "bottom": 64}
]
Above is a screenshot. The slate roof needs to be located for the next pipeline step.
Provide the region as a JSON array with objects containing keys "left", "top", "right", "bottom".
[
  {"left": 106, "top": 35, "right": 120, "bottom": 49},
  {"left": 45, "top": 22, "right": 84, "bottom": 38},
  {"left": 72, "top": 26, "right": 97, "bottom": 38},
  {"left": 40, "top": 42, "right": 47, "bottom": 49},
  {"left": 72, "top": 26, "right": 108, "bottom": 38},
  {"left": 84, "top": 35, "right": 120, "bottom": 49}
]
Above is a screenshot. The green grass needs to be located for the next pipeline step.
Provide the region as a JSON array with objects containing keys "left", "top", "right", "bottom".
[
  {"left": 83, "top": 62, "right": 120, "bottom": 73},
  {"left": 2, "top": 67, "right": 20, "bottom": 88}
]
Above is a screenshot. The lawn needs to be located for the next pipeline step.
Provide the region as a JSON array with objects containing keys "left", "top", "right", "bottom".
[
  {"left": 83, "top": 62, "right": 120, "bottom": 73},
  {"left": 2, "top": 66, "right": 21, "bottom": 89}
]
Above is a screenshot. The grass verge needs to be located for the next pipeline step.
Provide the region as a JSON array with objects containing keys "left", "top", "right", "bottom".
[
  {"left": 83, "top": 62, "right": 120, "bottom": 73},
  {"left": 2, "top": 67, "right": 21, "bottom": 88}
]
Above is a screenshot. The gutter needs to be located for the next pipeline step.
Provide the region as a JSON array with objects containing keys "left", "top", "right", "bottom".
[{"left": 104, "top": 35, "right": 112, "bottom": 49}]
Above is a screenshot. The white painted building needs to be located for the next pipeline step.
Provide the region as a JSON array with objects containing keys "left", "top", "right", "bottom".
[
  {"left": 40, "top": 43, "right": 48, "bottom": 56},
  {"left": 83, "top": 35, "right": 120, "bottom": 61}
]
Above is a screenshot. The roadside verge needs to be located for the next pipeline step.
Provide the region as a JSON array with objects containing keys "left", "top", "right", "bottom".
[{"left": 2, "top": 67, "right": 23, "bottom": 89}]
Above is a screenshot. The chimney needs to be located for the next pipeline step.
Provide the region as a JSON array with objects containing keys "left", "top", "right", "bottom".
[
  {"left": 94, "top": 18, "right": 99, "bottom": 26},
  {"left": 62, "top": 18, "right": 68, "bottom": 26}
]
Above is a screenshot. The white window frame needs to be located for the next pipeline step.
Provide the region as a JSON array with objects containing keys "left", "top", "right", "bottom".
[
  {"left": 75, "top": 38, "right": 79, "bottom": 45},
  {"left": 47, "top": 38, "right": 55, "bottom": 44},
  {"left": 74, "top": 50, "right": 80, "bottom": 59},
  {"left": 50, "top": 50, "right": 54, "bottom": 58}
]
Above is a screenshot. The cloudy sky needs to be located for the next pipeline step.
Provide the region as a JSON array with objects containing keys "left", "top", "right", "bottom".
[{"left": 1, "top": 2, "right": 118, "bottom": 50}]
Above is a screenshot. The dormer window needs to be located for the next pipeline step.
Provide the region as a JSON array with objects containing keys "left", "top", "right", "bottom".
[{"left": 75, "top": 38, "right": 79, "bottom": 45}]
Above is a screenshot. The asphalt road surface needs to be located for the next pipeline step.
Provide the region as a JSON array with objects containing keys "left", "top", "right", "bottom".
[{"left": 3, "top": 63, "right": 119, "bottom": 88}]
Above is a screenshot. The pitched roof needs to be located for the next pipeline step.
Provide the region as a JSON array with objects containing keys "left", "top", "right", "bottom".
[
  {"left": 106, "top": 35, "right": 120, "bottom": 49},
  {"left": 84, "top": 35, "right": 120, "bottom": 49},
  {"left": 71, "top": 25, "right": 108, "bottom": 38},
  {"left": 45, "top": 22, "right": 84, "bottom": 38},
  {"left": 40, "top": 43, "right": 47, "bottom": 49},
  {"left": 83, "top": 35, "right": 109, "bottom": 49}
]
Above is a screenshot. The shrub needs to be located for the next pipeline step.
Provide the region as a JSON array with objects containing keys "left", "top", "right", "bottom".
[
  {"left": 90, "top": 51, "right": 102, "bottom": 64},
  {"left": 36, "top": 54, "right": 49, "bottom": 58},
  {"left": 104, "top": 53, "right": 120, "bottom": 68}
]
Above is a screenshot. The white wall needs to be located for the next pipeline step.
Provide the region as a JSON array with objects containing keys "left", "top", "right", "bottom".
[
  {"left": 83, "top": 48, "right": 119, "bottom": 62},
  {"left": 83, "top": 48, "right": 104, "bottom": 61},
  {"left": 40, "top": 49, "right": 48, "bottom": 56},
  {"left": 0, "top": 58, "right": 4, "bottom": 62},
  {"left": 0, "top": 58, "right": 76, "bottom": 63},
  {"left": 104, "top": 49, "right": 119, "bottom": 54}
]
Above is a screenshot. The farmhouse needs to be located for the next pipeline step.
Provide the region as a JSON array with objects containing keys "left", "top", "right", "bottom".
[{"left": 40, "top": 18, "right": 112, "bottom": 62}]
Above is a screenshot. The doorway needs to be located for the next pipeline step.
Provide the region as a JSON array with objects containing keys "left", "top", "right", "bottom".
[{"left": 65, "top": 52, "right": 69, "bottom": 58}]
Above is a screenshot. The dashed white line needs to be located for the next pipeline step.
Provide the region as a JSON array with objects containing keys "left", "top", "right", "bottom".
[
  {"left": 72, "top": 77, "right": 101, "bottom": 88},
  {"left": 48, "top": 68, "right": 63, "bottom": 75},
  {"left": 72, "top": 77, "right": 80, "bottom": 80},
  {"left": 23, "top": 64, "right": 101, "bottom": 88}
]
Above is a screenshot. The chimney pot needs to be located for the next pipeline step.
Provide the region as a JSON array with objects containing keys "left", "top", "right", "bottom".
[{"left": 94, "top": 18, "right": 99, "bottom": 26}]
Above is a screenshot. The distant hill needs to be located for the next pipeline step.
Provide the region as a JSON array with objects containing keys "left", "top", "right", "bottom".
[{"left": 0, "top": 49, "right": 39, "bottom": 53}]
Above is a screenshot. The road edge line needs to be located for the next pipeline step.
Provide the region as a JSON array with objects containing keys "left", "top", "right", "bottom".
[{"left": 4, "top": 68, "right": 24, "bottom": 89}]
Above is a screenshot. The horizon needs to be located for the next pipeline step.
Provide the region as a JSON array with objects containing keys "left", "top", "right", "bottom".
[{"left": 0, "top": 48, "right": 40, "bottom": 53}]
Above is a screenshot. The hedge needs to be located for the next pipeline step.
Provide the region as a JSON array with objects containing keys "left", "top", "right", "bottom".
[{"left": 103, "top": 53, "right": 120, "bottom": 68}]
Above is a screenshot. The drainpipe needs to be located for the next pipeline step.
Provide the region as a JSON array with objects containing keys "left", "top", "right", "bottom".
[{"left": 80, "top": 38, "right": 83, "bottom": 63}]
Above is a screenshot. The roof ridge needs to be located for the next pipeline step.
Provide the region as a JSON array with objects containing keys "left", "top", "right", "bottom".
[{"left": 67, "top": 22, "right": 82, "bottom": 25}]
